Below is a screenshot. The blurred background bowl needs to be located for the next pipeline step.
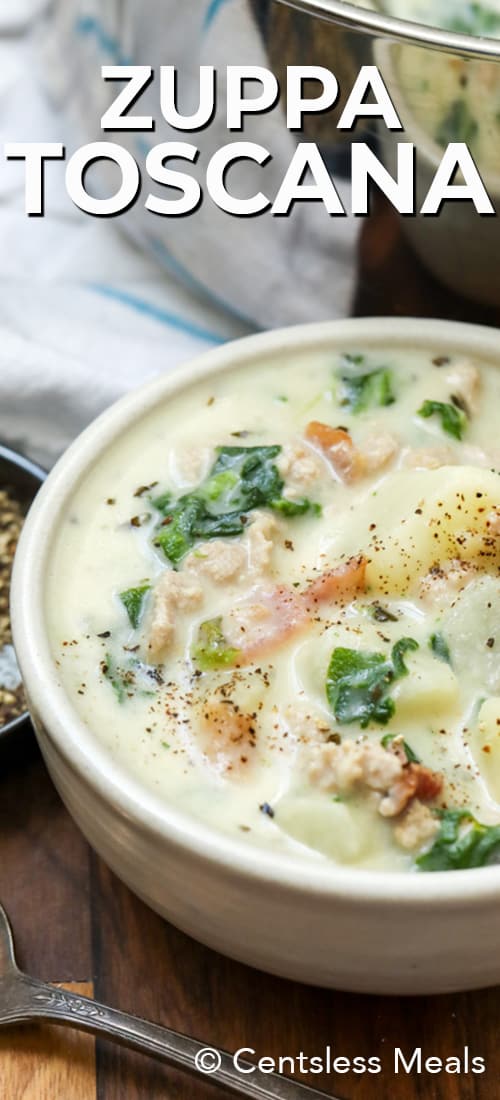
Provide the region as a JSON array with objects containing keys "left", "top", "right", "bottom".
[
  {"left": 267, "top": 0, "right": 500, "bottom": 304},
  {"left": 0, "top": 445, "right": 46, "bottom": 747}
]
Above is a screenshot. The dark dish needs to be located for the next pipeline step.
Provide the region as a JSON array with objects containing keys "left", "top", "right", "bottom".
[{"left": 0, "top": 445, "right": 46, "bottom": 745}]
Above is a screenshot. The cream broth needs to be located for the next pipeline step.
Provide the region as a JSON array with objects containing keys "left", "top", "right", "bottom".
[{"left": 47, "top": 344, "right": 500, "bottom": 872}]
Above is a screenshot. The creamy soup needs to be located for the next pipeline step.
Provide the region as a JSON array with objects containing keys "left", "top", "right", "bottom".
[
  {"left": 355, "top": 0, "right": 500, "bottom": 36},
  {"left": 396, "top": 44, "right": 500, "bottom": 179},
  {"left": 353, "top": 2, "right": 500, "bottom": 178},
  {"left": 47, "top": 343, "right": 500, "bottom": 872}
]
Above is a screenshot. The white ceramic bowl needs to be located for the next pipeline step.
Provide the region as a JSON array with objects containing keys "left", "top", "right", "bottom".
[{"left": 11, "top": 318, "right": 500, "bottom": 995}]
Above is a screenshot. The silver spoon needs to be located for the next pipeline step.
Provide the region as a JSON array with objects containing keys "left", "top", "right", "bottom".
[{"left": 0, "top": 903, "right": 340, "bottom": 1100}]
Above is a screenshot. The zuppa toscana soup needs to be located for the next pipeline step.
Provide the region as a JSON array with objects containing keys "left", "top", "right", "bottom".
[{"left": 47, "top": 344, "right": 500, "bottom": 873}]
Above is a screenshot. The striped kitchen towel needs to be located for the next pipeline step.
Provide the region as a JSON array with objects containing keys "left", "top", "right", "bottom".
[{"left": 0, "top": 0, "right": 358, "bottom": 467}]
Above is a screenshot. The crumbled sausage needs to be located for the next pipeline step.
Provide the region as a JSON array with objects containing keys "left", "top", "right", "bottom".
[
  {"left": 148, "top": 571, "right": 203, "bottom": 657},
  {"left": 377, "top": 760, "right": 442, "bottom": 818},
  {"left": 359, "top": 432, "right": 399, "bottom": 474},
  {"left": 185, "top": 540, "right": 247, "bottom": 583},
  {"left": 308, "top": 740, "right": 442, "bottom": 819},
  {"left": 246, "top": 511, "right": 280, "bottom": 574},
  {"left": 394, "top": 799, "right": 440, "bottom": 851},
  {"left": 277, "top": 442, "right": 324, "bottom": 496},
  {"left": 283, "top": 701, "right": 334, "bottom": 742},
  {"left": 402, "top": 446, "right": 454, "bottom": 470},
  {"left": 308, "top": 740, "right": 402, "bottom": 798},
  {"left": 170, "top": 446, "right": 212, "bottom": 488}
]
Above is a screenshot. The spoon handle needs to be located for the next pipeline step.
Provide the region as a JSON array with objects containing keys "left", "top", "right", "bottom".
[{"left": 14, "top": 974, "right": 339, "bottom": 1100}]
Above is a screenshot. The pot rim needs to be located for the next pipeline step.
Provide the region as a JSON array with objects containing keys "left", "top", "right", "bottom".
[{"left": 274, "top": 0, "right": 500, "bottom": 61}]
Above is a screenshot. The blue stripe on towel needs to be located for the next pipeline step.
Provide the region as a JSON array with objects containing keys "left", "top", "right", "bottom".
[
  {"left": 88, "top": 283, "right": 227, "bottom": 345},
  {"left": 147, "top": 236, "right": 256, "bottom": 330},
  {"left": 203, "top": 0, "right": 235, "bottom": 32},
  {"left": 74, "top": 15, "right": 133, "bottom": 65}
]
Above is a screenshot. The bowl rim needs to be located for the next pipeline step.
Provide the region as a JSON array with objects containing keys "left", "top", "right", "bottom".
[
  {"left": 0, "top": 444, "right": 46, "bottom": 744},
  {"left": 12, "top": 316, "right": 500, "bottom": 906},
  {"left": 277, "top": 0, "right": 500, "bottom": 60}
]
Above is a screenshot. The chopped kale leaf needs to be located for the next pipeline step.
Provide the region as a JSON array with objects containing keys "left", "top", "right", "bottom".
[
  {"left": 192, "top": 617, "right": 241, "bottom": 671},
  {"left": 192, "top": 510, "right": 246, "bottom": 540},
  {"left": 270, "top": 497, "right": 321, "bottom": 517},
  {"left": 391, "top": 637, "right": 419, "bottom": 678},
  {"left": 430, "top": 632, "right": 451, "bottom": 664},
  {"left": 120, "top": 585, "right": 151, "bottom": 629},
  {"left": 326, "top": 638, "right": 419, "bottom": 729},
  {"left": 151, "top": 491, "right": 173, "bottom": 515},
  {"left": 371, "top": 602, "right": 399, "bottom": 624},
  {"left": 417, "top": 808, "right": 500, "bottom": 872},
  {"left": 381, "top": 732, "right": 420, "bottom": 764},
  {"left": 417, "top": 399, "right": 467, "bottom": 440},
  {"left": 101, "top": 652, "right": 160, "bottom": 703},
  {"left": 326, "top": 648, "right": 395, "bottom": 728},
  {"left": 152, "top": 444, "right": 318, "bottom": 565},
  {"left": 101, "top": 652, "right": 128, "bottom": 703},
  {"left": 154, "top": 497, "right": 206, "bottom": 565},
  {"left": 208, "top": 446, "right": 283, "bottom": 513},
  {"left": 337, "top": 356, "right": 395, "bottom": 413}
]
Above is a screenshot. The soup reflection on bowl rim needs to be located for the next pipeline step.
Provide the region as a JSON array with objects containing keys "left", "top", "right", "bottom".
[{"left": 11, "top": 317, "right": 500, "bottom": 994}]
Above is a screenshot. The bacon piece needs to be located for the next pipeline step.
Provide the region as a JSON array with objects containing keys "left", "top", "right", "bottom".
[
  {"left": 394, "top": 800, "right": 440, "bottom": 851},
  {"left": 226, "top": 556, "right": 367, "bottom": 665},
  {"left": 305, "top": 556, "right": 366, "bottom": 607},
  {"left": 305, "top": 421, "right": 362, "bottom": 482},
  {"left": 306, "top": 421, "right": 399, "bottom": 481},
  {"left": 413, "top": 763, "right": 443, "bottom": 803},
  {"left": 380, "top": 762, "right": 443, "bottom": 818}
]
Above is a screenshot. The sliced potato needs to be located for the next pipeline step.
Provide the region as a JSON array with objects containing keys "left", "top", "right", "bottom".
[
  {"left": 276, "top": 796, "right": 389, "bottom": 864},
  {"left": 472, "top": 698, "right": 500, "bottom": 804},
  {"left": 340, "top": 466, "right": 500, "bottom": 596},
  {"left": 442, "top": 576, "right": 500, "bottom": 694},
  {"left": 392, "top": 652, "right": 459, "bottom": 719}
]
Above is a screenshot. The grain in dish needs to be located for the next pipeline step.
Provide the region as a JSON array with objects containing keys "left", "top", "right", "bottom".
[
  {"left": 0, "top": 487, "right": 25, "bottom": 727},
  {"left": 46, "top": 344, "right": 500, "bottom": 872}
]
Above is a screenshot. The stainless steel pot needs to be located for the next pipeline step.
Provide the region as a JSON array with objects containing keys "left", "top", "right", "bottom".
[{"left": 267, "top": 0, "right": 500, "bottom": 305}]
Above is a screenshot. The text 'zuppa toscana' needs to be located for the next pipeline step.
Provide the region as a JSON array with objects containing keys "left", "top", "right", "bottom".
[{"left": 47, "top": 343, "right": 500, "bottom": 872}]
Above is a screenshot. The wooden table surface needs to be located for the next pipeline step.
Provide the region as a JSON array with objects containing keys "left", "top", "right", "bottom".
[{"left": 2, "top": 202, "right": 500, "bottom": 1100}]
